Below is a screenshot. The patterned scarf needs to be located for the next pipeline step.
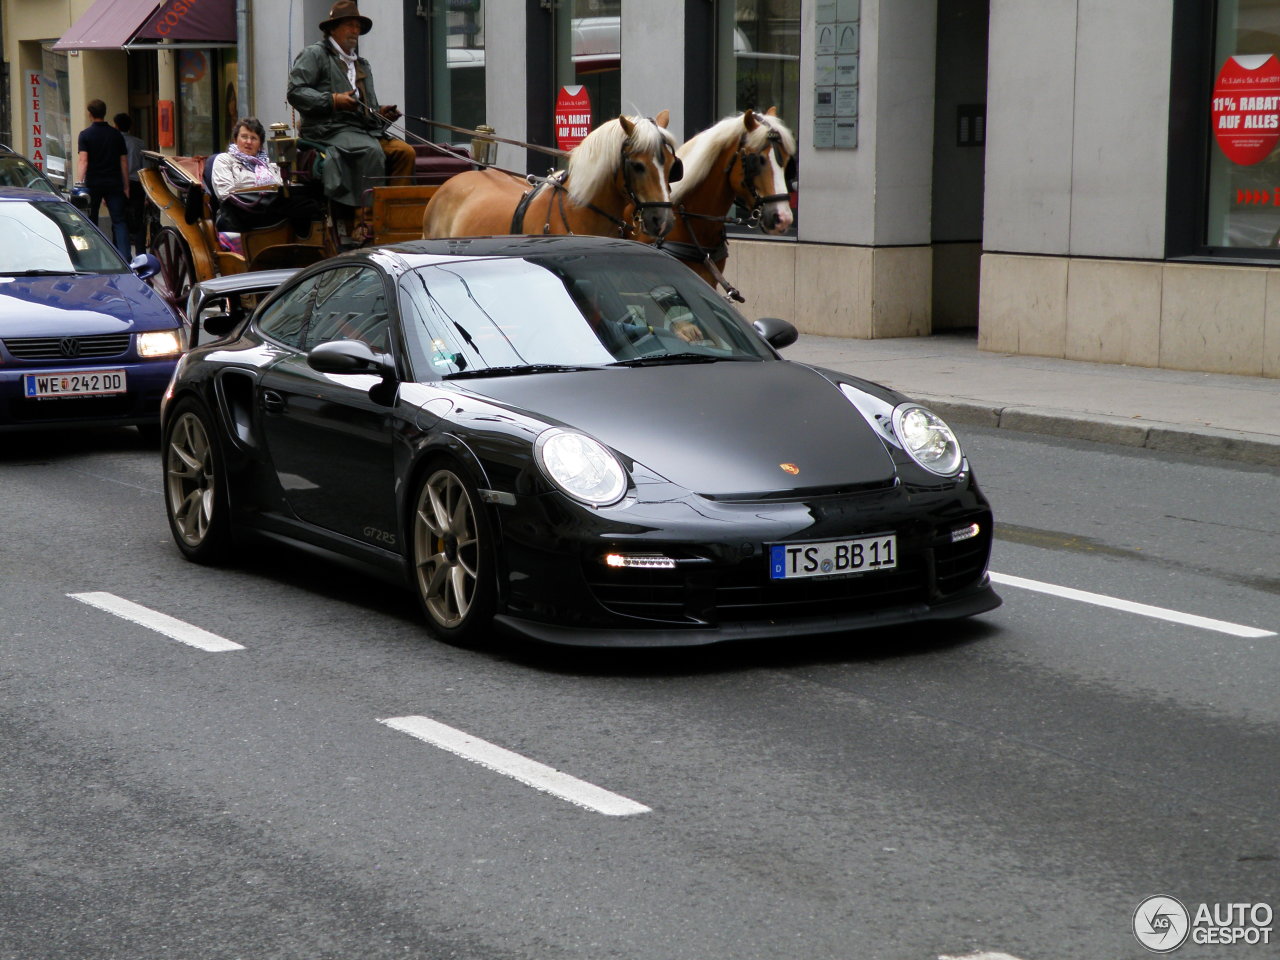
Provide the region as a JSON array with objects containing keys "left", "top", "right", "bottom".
[{"left": 226, "top": 142, "right": 277, "bottom": 187}]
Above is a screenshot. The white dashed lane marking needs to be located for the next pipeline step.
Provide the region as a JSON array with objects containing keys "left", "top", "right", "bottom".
[
  {"left": 381, "top": 715, "right": 651, "bottom": 817},
  {"left": 68, "top": 592, "right": 245, "bottom": 652},
  {"left": 990, "top": 572, "right": 1276, "bottom": 638}
]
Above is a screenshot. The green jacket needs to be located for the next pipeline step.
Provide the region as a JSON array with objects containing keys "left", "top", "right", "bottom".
[{"left": 286, "top": 39, "right": 389, "bottom": 206}]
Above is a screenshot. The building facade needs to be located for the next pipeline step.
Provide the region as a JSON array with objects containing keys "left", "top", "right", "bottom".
[{"left": 4, "top": 1, "right": 1278, "bottom": 378}]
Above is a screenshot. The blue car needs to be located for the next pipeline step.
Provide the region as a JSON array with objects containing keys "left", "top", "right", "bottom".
[{"left": 0, "top": 186, "right": 184, "bottom": 439}]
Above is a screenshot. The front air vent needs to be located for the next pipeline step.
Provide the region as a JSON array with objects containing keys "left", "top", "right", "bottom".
[{"left": 3, "top": 333, "right": 132, "bottom": 361}]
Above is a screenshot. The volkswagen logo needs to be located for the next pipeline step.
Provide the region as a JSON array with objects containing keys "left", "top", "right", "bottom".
[{"left": 59, "top": 337, "right": 81, "bottom": 358}]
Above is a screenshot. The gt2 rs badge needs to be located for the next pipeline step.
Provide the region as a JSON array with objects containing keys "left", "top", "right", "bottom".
[{"left": 779, "top": 463, "right": 800, "bottom": 475}]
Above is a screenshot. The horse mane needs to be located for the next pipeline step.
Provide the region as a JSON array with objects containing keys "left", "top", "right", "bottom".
[
  {"left": 673, "top": 111, "right": 797, "bottom": 203},
  {"left": 565, "top": 115, "right": 677, "bottom": 206}
]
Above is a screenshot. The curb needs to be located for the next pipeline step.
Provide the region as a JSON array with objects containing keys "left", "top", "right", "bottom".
[{"left": 915, "top": 396, "right": 1280, "bottom": 468}]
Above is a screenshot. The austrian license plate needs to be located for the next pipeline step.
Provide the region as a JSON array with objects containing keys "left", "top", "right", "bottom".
[
  {"left": 23, "top": 369, "right": 127, "bottom": 398},
  {"left": 769, "top": 534, "right": 897, "bottom": 580}
]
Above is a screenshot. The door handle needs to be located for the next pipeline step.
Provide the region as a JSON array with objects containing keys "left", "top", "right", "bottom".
[{"left": 261, "top": 390, "right": 286, "bottom": 415}]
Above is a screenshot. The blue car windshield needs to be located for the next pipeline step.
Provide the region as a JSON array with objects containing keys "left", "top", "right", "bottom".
[
  {"left": 0, "top": 198, "right": 125, "bottom": 275},
  {"left": 0, "top": 156, "right": 57, "bottom": 194},
  {"left": 399, "top": 253, "right": 775, "bottom": 379}
]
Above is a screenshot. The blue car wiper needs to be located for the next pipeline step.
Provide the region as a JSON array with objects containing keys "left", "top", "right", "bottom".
[{"left": 442, "top": 363, "right": 604, "bottom": 380}]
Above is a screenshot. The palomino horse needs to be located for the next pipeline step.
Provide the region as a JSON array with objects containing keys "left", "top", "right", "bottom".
[
  {"left": 421, "top": 111, "right": 680, "bottom": 241},
  {"left": 651, "top": 108, "right": 795, "bottom": 298}
]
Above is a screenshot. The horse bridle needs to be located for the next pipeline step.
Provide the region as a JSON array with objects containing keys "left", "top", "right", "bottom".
[
  {"left": 614, "top": 134, "right": 681, "bottom": 233},
  {"left": 726, "top": 129, "right": 793, "bottom": 225}
]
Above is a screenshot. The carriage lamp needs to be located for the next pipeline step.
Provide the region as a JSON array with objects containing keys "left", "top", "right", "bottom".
[
  {"left": 267, "top": 122, "right": 296, "bottom": 166},
  {"left": 470, "top": 125, "right": 498, "bottom": 167}
]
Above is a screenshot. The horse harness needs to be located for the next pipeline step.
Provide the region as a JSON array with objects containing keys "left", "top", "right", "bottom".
[
  {"left": 659, "top": 130, "right": 794, "bottom": 303},
  {"left": 510, "top": 131, "right": 680, "bottom": 238}
]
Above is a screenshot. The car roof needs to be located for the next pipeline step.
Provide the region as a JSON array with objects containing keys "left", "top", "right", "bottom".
[
  {"left": 0, "top": 185, "right": 66, "bottom": 202},
  {"left": 367, "top": 234, "right": 670, "bottom": 268}
]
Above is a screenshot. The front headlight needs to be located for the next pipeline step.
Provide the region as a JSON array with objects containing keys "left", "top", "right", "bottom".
[
  {"left": 534, "top": 428, "right": 627, "bottom": 506},
  {"left": 892, "top": 404, "right": 963, "bottom": 476},
  {"left": 137, "top": 329, "right": 184, "bottom": 358}
]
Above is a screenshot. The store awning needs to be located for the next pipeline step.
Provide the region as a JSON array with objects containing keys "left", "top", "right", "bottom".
[{"left": 53, "top": 0, "right": 235, "bottom": 52}]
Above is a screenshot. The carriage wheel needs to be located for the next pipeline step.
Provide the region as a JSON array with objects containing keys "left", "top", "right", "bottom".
[{"left": 150, "top": 226, "right": 197, "bottom": 316}]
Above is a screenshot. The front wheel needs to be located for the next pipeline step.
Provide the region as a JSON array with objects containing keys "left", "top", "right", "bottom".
[
  {"left": 163, "top": 398, "right": 232, "bottom": 563},
  {"left": 411, "top": 461, "right": 497, "bottom": 645}
]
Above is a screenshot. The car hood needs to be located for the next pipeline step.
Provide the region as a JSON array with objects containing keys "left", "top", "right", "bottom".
[
  {"left": 460, "top": 359, "right": 900, "bottom": 497},
  {"left": 0, "top": 273, "right": 177, "bottom": 337}
]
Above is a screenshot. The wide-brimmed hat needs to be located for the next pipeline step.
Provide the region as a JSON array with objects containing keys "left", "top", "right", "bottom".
[{"left": 320, "top": 0, "right": 372, "bottom": 35}]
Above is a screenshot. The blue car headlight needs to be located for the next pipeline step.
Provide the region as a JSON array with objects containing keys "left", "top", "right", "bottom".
[
  {"left": 534, "top": 428, "right": 627, "bottom": 506},
  {"left": 137, "top": 329, "right": 184, "bottom": 358},
  {"left": 892, "top": 404, "right": 963, "bottom": 476}
]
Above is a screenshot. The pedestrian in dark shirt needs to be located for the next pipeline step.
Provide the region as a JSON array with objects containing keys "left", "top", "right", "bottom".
[
  {"left": 76, "top": 99, "right": 130, "bottom": 258},
  {"left": 114, "top": 113, "right": 146, "bottom": 256}
]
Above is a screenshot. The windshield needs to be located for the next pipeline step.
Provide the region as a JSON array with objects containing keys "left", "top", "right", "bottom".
[
  {"left": 0, "top": 156, "right": 56, "bottom": 194},
  {"left": 0, "top": 198, "right": 126, "bottom": 275},
  {"left": 399, "top": 252, "right": 775, "bottom": 379}
]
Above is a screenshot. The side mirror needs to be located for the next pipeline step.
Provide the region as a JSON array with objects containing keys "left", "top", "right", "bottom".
[
  {"left": 753, "top": 316, "right": 798, "bottom": 350},
  {"left": 201, "top": 311, "right": 240, "bottom": 340},
  {"left": 130, "top": 252, "right": 161, "bottom": 280},
  {"left": 307, "top": 339, "right": 395, "bottom": 377}
]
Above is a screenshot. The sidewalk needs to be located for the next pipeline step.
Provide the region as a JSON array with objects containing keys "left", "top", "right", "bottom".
[{"left": 784, "top": 332, "right": 1280, "bottom": 467}]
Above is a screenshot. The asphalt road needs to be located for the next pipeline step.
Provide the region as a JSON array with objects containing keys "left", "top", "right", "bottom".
[{"left": 1, "top": 426, "right": 1276, "bottom": 960}]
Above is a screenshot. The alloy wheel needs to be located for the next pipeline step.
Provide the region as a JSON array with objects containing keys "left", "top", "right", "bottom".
[
  {"left": 166, "top": 410, "right": 216, "bottom": 547},
  {"left": 413, "top": 468, "right": 480, "bottom": 629}
]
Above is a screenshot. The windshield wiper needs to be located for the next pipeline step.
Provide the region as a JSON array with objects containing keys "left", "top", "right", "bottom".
[
  {"left": 607, "top": 353, "right": 758, "bottom": 367},
  {"left": 442, "top": 363, "right": 603, "bottom": 380},
  {"left": 3, "top": 269, "right": 81, "bottom": 277}
]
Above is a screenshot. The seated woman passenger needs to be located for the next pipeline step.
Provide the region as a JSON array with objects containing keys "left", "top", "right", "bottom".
[{"left": 211, "top": 117, "right": 321, "bottom": 237}]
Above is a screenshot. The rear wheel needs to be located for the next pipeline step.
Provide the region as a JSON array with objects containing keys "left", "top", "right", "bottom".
[
  {"left": 411, "top": 461, "right": 496, "bottom": 645},
  {"left": 150, "top": 226, "right": 196, "bottom": 317},
  {"left": 163, "top": 398, "right": 231, "bottom": 563}
]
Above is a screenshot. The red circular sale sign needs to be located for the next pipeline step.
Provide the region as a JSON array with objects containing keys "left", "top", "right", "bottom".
[
  {"left": 1212, "top": 54, "right": 1280, "bottom": 166},
  {"left": 555, "top": 86, "right": 592, "bottom": 153}
]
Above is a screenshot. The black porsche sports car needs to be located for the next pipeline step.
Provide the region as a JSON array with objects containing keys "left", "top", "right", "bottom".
[{"left": 162, "top": 235, "right": 999, "bottom": 646}]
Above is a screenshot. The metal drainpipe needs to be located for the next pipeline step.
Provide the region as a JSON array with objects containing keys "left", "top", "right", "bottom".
[{"left": 237, "top": 0, "right": 251, "bottom": 116}]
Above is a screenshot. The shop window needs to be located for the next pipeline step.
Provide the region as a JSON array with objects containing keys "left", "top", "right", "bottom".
[
  {"left": 178, "top": 49, "right": 233, "bottom": 156},
  {"left": 715, "top": 0, "right": 800, "bottom": 233},
  {"left": 716, "top": 0, "right": 800, "bottom": 123},
  {"left": 555, "top": 0, "right": 621, "bottom": 125},
  {"left": 39, "top": 45, "right": 72, "bottom": 188},
  {"left": 1205, "top": 0, "right": 1280, "bottom": 249},
  {"left": 431, "top": 0, "right": 487, "bottom": 143}
]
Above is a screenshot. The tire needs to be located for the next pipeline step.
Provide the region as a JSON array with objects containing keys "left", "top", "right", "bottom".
[
  {"left": 163, "top": 397, "right": 232, "bottom": 564},
  {"left": 149, "top": 226, "right": 197, "bottom": 318},
  {"left": 411, "top": 460, "right": 497, "bottom": 645}
]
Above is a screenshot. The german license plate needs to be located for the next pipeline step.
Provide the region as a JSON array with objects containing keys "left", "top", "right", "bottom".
[
  {"left": 769, "top": 534, "right": 897, "bottom": 580},
  {"left": 23, "top": 369, "right": 127, "bottom": 398}
]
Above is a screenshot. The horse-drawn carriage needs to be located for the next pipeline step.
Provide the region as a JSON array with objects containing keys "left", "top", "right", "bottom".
[{"left": 137, "top": 108, "right": 795, "bottom": 318}]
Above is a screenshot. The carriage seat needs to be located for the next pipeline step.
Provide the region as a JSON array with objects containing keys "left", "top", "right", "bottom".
[
  {"left": 413, "top": 144, "right": 474, "bottom": 185},
  {"left": 204, "top": 153, "right": 290, "bottom": 235}
]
